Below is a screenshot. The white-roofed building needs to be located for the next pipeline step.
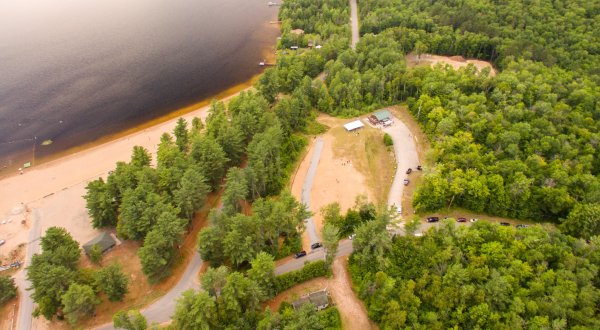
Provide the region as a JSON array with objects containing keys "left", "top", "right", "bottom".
[{"left": 343, "top": 119, "right": 364, "bottom": 131}]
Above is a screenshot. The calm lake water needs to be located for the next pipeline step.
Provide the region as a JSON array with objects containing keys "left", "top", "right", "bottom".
[{"left": 0, "top": 0, "right": 278, "bottom": 170}]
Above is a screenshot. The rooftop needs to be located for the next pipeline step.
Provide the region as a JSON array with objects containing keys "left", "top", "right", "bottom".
[
  {"left": 83, "top": 232, "right": 116, "bottom": 255},
  {"left": 374, "top": 109, "right": 392, "bottom": 121}
]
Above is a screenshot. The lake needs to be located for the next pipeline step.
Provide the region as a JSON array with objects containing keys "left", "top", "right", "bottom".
[{"left": 0, "top": 0, "right": 279, "bottom": 171}]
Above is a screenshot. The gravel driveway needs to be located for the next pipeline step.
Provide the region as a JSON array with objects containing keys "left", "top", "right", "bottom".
[{"left": 382, "top": 117, "right": 420, "bottom": 209}]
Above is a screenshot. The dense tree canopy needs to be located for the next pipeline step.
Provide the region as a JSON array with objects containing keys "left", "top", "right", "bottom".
[{"left": 350, "top": 220, "right": 600, "bottom": 328}]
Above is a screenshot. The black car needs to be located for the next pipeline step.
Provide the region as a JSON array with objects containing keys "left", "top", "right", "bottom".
[
  {"left": 426, "top": 217, "right": 439, "bottom": 223},
  {"left": 311, "top": 242, "right": 323, "bottom": 249},
  {"left": 294, "top": 251, "right": 307, "bottom": 258},
  {"left": 500, "top": 222, "right": 511, "bottom": 226},
  {"left": 457, "top": 217, "right": 467, "bottom": 223},
  {"left": 406, "top": 168, "right": 412, "bottom": 174},
  {"left": 416, "top": 165, "right": 422, "bottom": 171}
]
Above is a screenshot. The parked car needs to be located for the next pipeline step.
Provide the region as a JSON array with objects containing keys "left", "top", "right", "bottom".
[
  {"left": 500, "top": 222, "right": 511, "bottom": 226},
  {"left": 516, "top": 224, "right": 529, "bottom": 229},
  {"left": 457, "top": 217, "right": 467, "bottom": 223},
  {"left": 406, "top": 168, "right": 412, "bottom": 174},
  {"left": 348, "top": 234, "right": 356, "bottom": 240},
  {"left": 311, "top": 242, "right": 322, "bottom": 249},
  {"left": 294, "top": 251, "right": 307, "bottom": 258},
  {"left": 416, "top": 165, "right": 422, "bottom": 171},
  {"left": 0, "top": 239, "right": 5, "bottom": 246},
  {"left": 426, "top": 217, "right": 439, "bottom": 223},
  {"left": 469, "top": 218, "right": 478, "bottom": 222},
  {"left": 403, "top": 179, "right": 410, "bottom": 185}
]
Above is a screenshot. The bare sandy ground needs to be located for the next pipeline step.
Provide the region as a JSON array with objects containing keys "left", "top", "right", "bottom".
[
  {"left": 265, "top": 257, "right": 376, "bottom": 330},
  {"left": 292, "top": 118, "right": 375, "bottom": 251},
  {"left": 406, "top": 53, "right": 496, "bottom": 76}
]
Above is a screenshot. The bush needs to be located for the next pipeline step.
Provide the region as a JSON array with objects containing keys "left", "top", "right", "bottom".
[
  {"left": 274, "top": 260, "right": 329, "bottom": 293},
  {"left": 89, "top": 244, "right": 103, "bottom": 264},
  {"left": 383, "top": 133, "right": 393, "bottom": 146},
  {"left": 319, "top": 307, "right": 342, "bottom": 330},
  {"left": 0, "top": 276, "right": 17, "bottom": 305},
  {"left": 275, "top": 235, "right": 302, "bottom": 260}
]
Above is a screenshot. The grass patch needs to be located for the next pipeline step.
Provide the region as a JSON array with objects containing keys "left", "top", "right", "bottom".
[
  {"left": 304, "top": 119, "right": 329, "bottom": 135},
  {"left": 331, "top": 125, "right": 396, "bottom": 206}
]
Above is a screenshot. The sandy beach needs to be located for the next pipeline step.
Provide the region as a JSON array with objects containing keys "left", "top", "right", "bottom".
[{"left": 0, "top": 88, "right": 248, "bottom": 258}]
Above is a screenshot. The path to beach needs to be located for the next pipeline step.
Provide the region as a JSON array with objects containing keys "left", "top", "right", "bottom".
[
  {"left": 301, "top": 137, "right": 324, "bottom": 246},
  {"left": 350, "top": 0, "right": 359, "bottom": 49}
]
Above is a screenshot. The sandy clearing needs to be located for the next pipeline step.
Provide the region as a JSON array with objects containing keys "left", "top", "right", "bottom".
[
  {"left": 292, "top": 120, "right": 376, "bottom": 251},
  {"left": 406, "top": 53, "right": 496, "bottom": 76}
]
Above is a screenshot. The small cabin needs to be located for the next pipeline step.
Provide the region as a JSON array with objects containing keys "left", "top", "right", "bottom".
[{"left": 292, "top": 289, "right": 330, "bottom": 311}]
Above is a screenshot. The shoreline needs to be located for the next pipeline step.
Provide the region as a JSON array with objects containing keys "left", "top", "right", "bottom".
[{"left": 0, "top": 73, "right": 262, "bottom": 181}]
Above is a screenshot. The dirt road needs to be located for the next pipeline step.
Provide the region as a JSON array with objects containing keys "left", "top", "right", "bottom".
[
  {"left": 330, "top": 258, "right": 375, "bottom": 330},
  {"left": 302, "top": 137, "right": 324, "bottom": 247},
  {"left": 349, "top": 0, "right": 359, "bottom": 49}
]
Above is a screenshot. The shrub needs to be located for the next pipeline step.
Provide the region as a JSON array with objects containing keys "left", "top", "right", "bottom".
[
  {"left": 383, "top": 133, "right": 393, "bottom": 146},
  {"left": 274, "top": 260, "right": 329, "bottom": 293},
  {"left": 89, "top": 244, "right": 103, "bottom": 264},
  {"left": 0, "top": 276, "right": 17, "bottom": 305}
]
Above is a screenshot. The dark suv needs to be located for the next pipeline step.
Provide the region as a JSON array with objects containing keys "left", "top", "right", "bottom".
[
  {"left": 311, "top": 242, "right": 323, "bottom": 249},
  {"left": 457, "top": 217, "right": 467, "bottom": 223},
  {"left": 500, "top": 222, "right": 511, "bottom": 226},
  {"left": 426, "top": 217, "right": 439, "bottom": 223},
  {"left": 406, "top": 168, "right": 412, "bottom": 174},
  {"left": 294, "top": 251, "right": 307, "bottom": 258}
]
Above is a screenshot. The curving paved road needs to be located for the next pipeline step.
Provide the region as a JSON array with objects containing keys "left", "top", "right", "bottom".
[
  {"left": 302, "top": 137, "right": 324, "bottom": 246},
  {"left": 349, "top": 0, "right": 359, "bottom": 49}
]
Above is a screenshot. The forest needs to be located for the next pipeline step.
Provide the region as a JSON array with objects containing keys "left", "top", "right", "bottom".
[{"left": 349, "top": 217, "right": 600, "bottom": 329}]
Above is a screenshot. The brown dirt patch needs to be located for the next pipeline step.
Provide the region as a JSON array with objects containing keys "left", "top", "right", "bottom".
[
  {"left": 406, "top": 53, "right": 496, "bottom": 76},
  {"left": 0, "top": 296, "right": 19, "bottom": 330}
]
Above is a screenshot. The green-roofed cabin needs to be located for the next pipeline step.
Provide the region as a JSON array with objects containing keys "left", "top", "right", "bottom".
[
  {"left": 83, "top": 232, "right": 116, "bottom": 255},
  {"left": 374, "top": 109, "right": 392, "bottom": 122}
]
